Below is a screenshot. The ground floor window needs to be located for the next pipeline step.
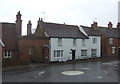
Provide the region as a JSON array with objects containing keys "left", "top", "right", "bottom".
[
  {"left": 91, "top": 49, "right": 97, "bottom": 57},
  {"left": 54, "top": 50, "right": 63, "bottom": 57},
  {"left": 4, "top": 50, "right": 11, "bottom": 58},
  {"left": 81, "top": 50, "right": 87, "bottom": 56}
]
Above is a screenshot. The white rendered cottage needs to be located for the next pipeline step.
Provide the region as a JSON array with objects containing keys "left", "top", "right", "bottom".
[
  {"left": 79, "top": 22, "right": 101, "bottom": 58},
  {"left": 35, "top": 19, "right": 88, "bottom": 62},
  {"left": 35, "top": 19, "right": 101, "bottom": 62}
]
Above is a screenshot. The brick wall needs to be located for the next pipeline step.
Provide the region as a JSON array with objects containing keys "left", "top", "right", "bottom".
[{"left": 18, "top": 38, "right": 49, "bottom": 63}]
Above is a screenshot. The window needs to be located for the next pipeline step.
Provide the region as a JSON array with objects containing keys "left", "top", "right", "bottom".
[
  {"left": 109, "top": 38, "right": 113, "bottom": 44},
  {"left": 81, "top": 50, "right": 87, "bottom": 56},
  {"left": 112, "top": 47, "right": 115, "bottom": 54},
  {"left": 92, "top": 38, "right": 97, "bottom": 43},
  {"left": 91, "top": 49, "right": 97, "bottom": 57},
  {"left": 58, "top": 38, "right": 62, "bottom": 46},
  {"left": 4, "top": 51, "right": 11, "bottom": 58},
  {"left": 82, "top": 39, "right": 85, "bottom": 46},
  {"left": 54, "top": 50, "right": 63, "bottom": 57},
  {"left": 73, "top": 39, "right": 77, "bottom": 46}
]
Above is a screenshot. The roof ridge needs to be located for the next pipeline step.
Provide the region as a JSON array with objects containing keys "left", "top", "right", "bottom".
[{"left": 43, "top": 21, "right": 78, "bottom": 27}]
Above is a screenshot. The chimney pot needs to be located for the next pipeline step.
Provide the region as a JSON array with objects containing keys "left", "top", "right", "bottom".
[
  {"left": 117, "top": 22, "right": 120, "bottom": 28},
  {"left": 108, "top": 22, "right": 113, "bottom": 28}
]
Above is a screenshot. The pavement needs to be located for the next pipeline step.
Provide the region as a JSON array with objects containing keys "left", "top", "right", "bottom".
[{"left": 2, "top": 57, "right": 118, "bottom": 72}]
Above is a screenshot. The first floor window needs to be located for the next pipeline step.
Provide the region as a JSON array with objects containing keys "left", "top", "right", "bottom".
[
  {"left": 54, "top": 50, "right": 63, "bottom": 57},
  {"left": 109, "top": 38, "right": 113, "bottom": 44},
  {"left": 92, "top": 38, "right": 97, "bottom": 43},
  {"left": 81, "top": 50, "right": 87, "bottom": 56},
  {"left": 4, "top": 50, "right": 11, "bottom": 58},
  {"left": 73, "top": 39, "right": 77, "bottom": 46},
  {"left": 91, "top": 49, "right": 97, "bottom": 57},
  {"left": 82, "top": 39, "right": 85, "bottom": 46},
  {"left": 58, "top": 38, "right": 62, "bottom": 46},
  {"left": 112, "top": 47, "right": 115, "bottom": 54}
]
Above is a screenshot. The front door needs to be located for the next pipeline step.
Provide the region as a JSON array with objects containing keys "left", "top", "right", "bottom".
[{"left": 72, "top": 50, "right": 75, "bottom": 60}]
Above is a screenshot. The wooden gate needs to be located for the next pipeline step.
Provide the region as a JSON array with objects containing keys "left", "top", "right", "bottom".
[{"left": 30, "top": 46, "right": 44, "bottom": 63}]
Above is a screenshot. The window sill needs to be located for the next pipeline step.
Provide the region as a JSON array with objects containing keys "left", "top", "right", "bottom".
[
  {"left": 58, "top": 45, "right": 62, "bottom": 46},
  {"left": 3, "top": 57, "right": 11, "bottom": 59},
  {"left": 73, "top": 45, "right": 77, "bottom": 46}
]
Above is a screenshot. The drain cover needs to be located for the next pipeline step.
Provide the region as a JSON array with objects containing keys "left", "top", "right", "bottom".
[{"left": 61, "top": 71, "right": 84, "bottom": 75}]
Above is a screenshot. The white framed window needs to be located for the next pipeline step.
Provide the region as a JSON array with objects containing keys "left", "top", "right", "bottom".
[
  {"left": 82, "top": 39, "right": 85, "bottom": 46},
  {"left": 92, "top": 38, "right": 97, "bottom": 43},
  {"left": 112, "top": 47, "right": 115, "bottom": 54},
  {"left": 73, "top": 39, "right": 77, "bottom": 46},
  {"left": 109, "top": 38, "right": 113, "bottom": 44},
  {"left": 91, "top": 49, "right": 97, "bottom": 57},
  {"left": 81, "top": 50, "right": 87, "bottom": 56},
  {"left": 54, "top": 50, "right": 63, "bottom": 57},
  {"left": 4, "top": 51, "right": 11, "bottom": 58},
  {"left": 58, "top": 38, "right": 62, "bottom": 46}
]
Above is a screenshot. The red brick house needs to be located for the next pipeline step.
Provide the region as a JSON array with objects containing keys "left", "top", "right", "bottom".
[
  {"left": 98, "top": 22, "right": 120, "bottom": 57},
  {"left": 1, "top": 11, "right": 22, "bottom": 66},
  {"left": 80, "top": 22, "right": 120, "bottom": 58},
  {"left": 1, "top": 22, "right": 19, "bottom": 66}
]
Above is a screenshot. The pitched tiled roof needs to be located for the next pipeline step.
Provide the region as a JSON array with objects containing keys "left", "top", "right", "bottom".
[
  {"left": 98, "top": 27, "right": 120, "bottom": 38},
  {"left": 81, "top": 26, "right": 101, "bottom": 36},
  {"left": 38, "top": 21, "right": 88, "bottom": 39},
  {"left": 2, "top": 23, "right": 18, "bottom": 50}
]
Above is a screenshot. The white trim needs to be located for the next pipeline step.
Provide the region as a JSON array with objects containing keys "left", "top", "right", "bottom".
[{"left": 0, "top": 39, "right": 5, "bottom": 47}]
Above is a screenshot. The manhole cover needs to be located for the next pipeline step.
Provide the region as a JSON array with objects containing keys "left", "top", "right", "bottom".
[{"left": 61, "top": 71, "right": 84, "bottom": 75}]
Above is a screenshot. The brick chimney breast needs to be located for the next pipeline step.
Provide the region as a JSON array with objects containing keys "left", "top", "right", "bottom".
[
  {"left": 91, "top": 21, "right": 98, "bottom": 29},
  {"left": 27, "top": 20, "right": 32, "bottom": 35},
  {"left": 16, "top": 11, "right": 22, "bottom": 37},
  {"left": 108, "top": 22, "right": 113, "bottom": 28}
]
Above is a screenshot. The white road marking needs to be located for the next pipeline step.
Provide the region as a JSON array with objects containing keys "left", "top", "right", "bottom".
[
  {"left": 81, "top": 68, "right": 90, "bottom": 70},
  {"left": 38, "top": 71, "right": 45, "bottom": 76},
  {"left": 97, "top": 76, "right": 102, "bottom": 79},
  {"left": 61, "top": 71, "right": 84, "bottom": 75}
]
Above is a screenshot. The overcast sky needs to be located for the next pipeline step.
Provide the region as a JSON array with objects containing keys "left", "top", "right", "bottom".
[{"left": 0, "top": 0, "right": 119, "bottom": 35}]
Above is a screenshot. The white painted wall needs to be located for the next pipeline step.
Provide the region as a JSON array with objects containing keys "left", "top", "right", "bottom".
[{"left": 49, "top": 37, "right": 100, "bottom": 62}]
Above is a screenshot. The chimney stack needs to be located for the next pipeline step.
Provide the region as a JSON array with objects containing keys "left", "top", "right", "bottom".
[
  {"left": 117, "top": 22, "right": 120, "bottom": 28},
  {"left": 27, "top": 20, "right": 32, "bottom": 35},
  {"left": 108, "top": 22, "right": 113, "bottom": 28},
  {"left": 16, "top": 11, "right": 22, "bottom": 37},
  {"left": 91, "top": 21, "right": 98, "bottom": 29}
]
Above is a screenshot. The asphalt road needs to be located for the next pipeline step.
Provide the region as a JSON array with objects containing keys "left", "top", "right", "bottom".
[{"left": 2, "top": 60, "right": 119, "bottom": 82}]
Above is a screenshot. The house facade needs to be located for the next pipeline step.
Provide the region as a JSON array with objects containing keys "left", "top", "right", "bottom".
[
  {"left": 79, "top": 22, "right": 101, "bottom": 59},
  {"left": 33, "top": 19, "right": 101, "bottom": 62},
  {"left": 80, "top": 22, "right": 120, "bottom": 58},
  {"left": 97, "top": 22, "right": 120, "bottom": 57}
]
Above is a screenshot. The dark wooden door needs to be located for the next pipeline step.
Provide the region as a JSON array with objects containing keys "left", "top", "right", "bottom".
[{"left": 72, "top": 50, "right": 75, "bottom": 60}]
